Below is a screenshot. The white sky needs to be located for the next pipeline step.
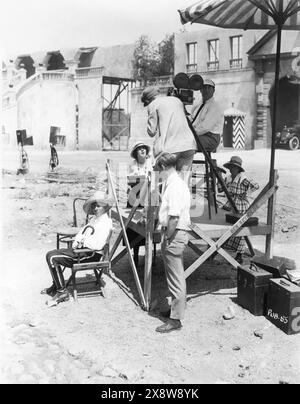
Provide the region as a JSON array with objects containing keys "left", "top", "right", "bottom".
[{"left": 0, "top": 0, "right": 202, "bottom": 58}]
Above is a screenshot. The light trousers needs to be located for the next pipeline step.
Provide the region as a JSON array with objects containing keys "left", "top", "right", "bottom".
[{"left": 161, "top": 230, "right": 189, "bottom": 320}]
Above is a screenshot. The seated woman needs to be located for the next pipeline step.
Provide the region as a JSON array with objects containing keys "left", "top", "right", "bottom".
[
  {"left": 221, "top": 156, "right": 259, "bottom": 264},
  {"left": 42, "top": 191, "right": 113, "bottom": 306},
  {"left": 129, "top": 142, "right": 153, "bottom": 176},
  {"left": 126, "top": 142, "right": 153, "bottom": 266}
]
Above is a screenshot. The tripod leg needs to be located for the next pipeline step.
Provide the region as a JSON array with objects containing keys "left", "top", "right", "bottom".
[
  {"left": 205, "top": 158, "right": 212, "bottom": 220},
  {"left": 211, "top": 162, "right": 218, "bottom": 214}
]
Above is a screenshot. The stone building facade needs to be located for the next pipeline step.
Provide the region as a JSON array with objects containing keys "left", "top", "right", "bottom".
[
  {"left": 2, "top": 30, "right": 300, "bottom": 152},
  {"left": 130, "top": 28, "right": 300, "bottom": 150},
  {"left": 2, "top": 45, "right": 135, "bottom": 151}
]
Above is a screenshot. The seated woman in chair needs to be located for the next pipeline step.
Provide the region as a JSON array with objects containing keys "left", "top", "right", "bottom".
[{"left": 42, "top": 191, "right": 113, "bottom": 307}]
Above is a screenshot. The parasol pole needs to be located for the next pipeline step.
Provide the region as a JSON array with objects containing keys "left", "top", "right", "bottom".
[{"left": 266, "top": 22, "right": 282, "bottom": 258}]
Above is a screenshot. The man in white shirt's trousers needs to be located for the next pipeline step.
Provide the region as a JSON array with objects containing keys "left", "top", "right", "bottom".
[{"left": 155, "top": 153, "right": 191, "bottom": 333}]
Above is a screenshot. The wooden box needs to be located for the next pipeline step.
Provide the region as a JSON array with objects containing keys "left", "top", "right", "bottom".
[
  {"left": 237, "top": 264, "right": 273, "bottom": 316},
  {"left": 266, "top": 279, "right": 300, "bottom": 335}
]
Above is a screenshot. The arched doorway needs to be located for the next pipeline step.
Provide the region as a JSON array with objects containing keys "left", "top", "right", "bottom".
[
  {"left": 15, "top": 56, "right": 35, "bottom": 78},
  {"left": 269, "top": 76, "right": 300, "bottom": 131},
  {"left": 77, "top": 47, "right": 97, "bottom": 68},
  {"left": 45, "top": 52, "right": 66, "bottom": 71}
]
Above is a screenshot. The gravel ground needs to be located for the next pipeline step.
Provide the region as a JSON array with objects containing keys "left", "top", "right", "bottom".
[{"left": 0, "top": 148, "right": 300, "bottom": 384}]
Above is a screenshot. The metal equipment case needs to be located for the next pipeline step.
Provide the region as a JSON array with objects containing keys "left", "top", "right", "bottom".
[
  {"left": 266, "top": 279, "right": 300, "bottom": 335},
  {"left": 237, "top": 264, "right": 273, "bottom": 316}
]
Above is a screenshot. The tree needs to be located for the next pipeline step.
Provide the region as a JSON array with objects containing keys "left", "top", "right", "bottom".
[
  {"left": 157, "top": 34, "right": 175, "bottom": 76},
  {"left": 132, "top": 35, "right": 160, "bottom": 81},
  {"left": 132, "top": 34, "right": 175, "bottom": 81}
]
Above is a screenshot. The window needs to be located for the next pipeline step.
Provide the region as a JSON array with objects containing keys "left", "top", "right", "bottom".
[
  {"left": 186, "top": 42, "right": 197, "bottom": 73},
  {"left": 207, "top": 39, "right": 219, "bottom": 71},
  {"left": 230, "top": 36, "right": 243, "bottom": 69}
]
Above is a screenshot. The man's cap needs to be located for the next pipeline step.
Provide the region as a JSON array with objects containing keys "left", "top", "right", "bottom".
[
  {"left": 223, "top": 156, "right": 245, "bottom": 173},
  {"left": 141, "top": 86, "right": 159, "bottom": 105},
  {"left": 203, "top": 78, "right": 215, "bottom": 88}
]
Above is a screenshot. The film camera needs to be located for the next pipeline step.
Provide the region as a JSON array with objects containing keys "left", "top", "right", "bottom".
[{"left": 167, "top": 73, "right": 204, "bottom": 105}]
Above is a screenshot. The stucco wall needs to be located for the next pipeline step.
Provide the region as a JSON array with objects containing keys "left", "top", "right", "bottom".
[
  {"left": 17, "top": 79, "right": 76, "bottom": 150},
  {"left": 91, "top": 45, "right": 134, "bottom": 78},
  {"left": 76, "top": 77, "right": 102, "bottom": 150},
  {"left": 2, "top": 92, "right": 18, "bottom": 147}
]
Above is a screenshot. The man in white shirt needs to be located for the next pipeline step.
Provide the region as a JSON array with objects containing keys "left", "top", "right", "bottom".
[
  {"left": 155, "top": 153, "right": 191, "bottom": 333},
  {"left": 142, "top": 87, "right": 197, "bottom": 180},
  {"left": 42, "top": 191, "right": 113, "bottom": 307},
  {"left": 191, "top": 79, "right": 223, "bottom": 152}
]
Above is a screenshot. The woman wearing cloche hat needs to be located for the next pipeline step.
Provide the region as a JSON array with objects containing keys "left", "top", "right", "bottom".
[
  {"left": 129, "top": 141, "right": 153, "bottom": 176},
  {"left": 221, "top": 156, "right": 259, "bottom": 264},
  {"left": 42, "top": 190, "right": 113, "bottom": 307}
]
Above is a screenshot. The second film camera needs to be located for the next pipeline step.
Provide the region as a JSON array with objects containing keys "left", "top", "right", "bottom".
[{"left": 168, "top": 73, "right": 204, "bottom": 105}]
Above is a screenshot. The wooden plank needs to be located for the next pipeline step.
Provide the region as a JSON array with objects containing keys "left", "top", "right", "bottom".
[
  {"left": 245, "top": 237, "right": 255, "bottom": 257},
  {"left": 144, "top": 172, "right": 154, "bottom": 311},
  {"left": 187, "top": 223, "right": 241, "bottom": 275},
  {"left": 106, "top": 162, "right": 147, "bottom": 309},
  {"left": 185, "top": 186, "right": 277, "bottom": 279},
  {"left": 188, "top": 240, "right": 206, "bottom": 255},
  {"left": 266, "top": 170, "right": 278, "bottom": 259},
  {"left": 216, "top": 185, "right": 277, "bottom": 250},
  {"left": 185, "top": 244, "right": 218, "bottom": 279},
  {"left": 73, "top": 262, "right": 108, "bottom": 270},
  {"left": 188, "top": 221, "right": 271, "bottom": 238}
]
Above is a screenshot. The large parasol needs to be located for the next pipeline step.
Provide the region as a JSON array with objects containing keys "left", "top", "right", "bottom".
[{"left": 179, "top": 0, "right": 300, "bottom": 255}]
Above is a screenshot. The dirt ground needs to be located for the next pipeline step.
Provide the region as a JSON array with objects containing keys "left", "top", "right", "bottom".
[{"left": 0, "top": 148, "right": 300, "bottom": 385}]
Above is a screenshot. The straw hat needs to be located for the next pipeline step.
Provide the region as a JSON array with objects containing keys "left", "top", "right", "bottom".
[
  {"left": 83, "top": 191, "right": 114, "bottom": 215},
  {"left": 130, "top": 142, "right": 151, "bottom": 159},
  {"left": 223, "top": 156, "right": 245, "bottom": 173}
]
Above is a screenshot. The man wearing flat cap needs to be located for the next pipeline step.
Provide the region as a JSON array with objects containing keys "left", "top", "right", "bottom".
[
  {"left": 141, "top": 86, "right": 197, "bottom": 181},
  {"left": 42, "top": 191, "right": 114, "bottom": 307},
  {"left": 190, "top": 78, "right": 223, "bottom": 152}
]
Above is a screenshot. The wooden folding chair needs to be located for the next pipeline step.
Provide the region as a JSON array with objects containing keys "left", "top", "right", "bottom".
[
  {"left": 56, "top": 197, "right": 88, "bottom": 249},
  {"left": 67, "top": 230, "right": 113, "bottom": 301}
]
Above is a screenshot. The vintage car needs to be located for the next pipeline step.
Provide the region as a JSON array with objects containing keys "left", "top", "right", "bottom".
[{"left": 275, "top": 123, "right": 300, "bottom": 150}]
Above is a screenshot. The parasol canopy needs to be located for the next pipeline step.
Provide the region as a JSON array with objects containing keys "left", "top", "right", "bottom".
[{"left": 179, "top": 0, "right": 300, "bottom": 29}]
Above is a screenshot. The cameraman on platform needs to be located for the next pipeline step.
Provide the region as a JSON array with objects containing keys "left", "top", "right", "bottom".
[
  {"left": 190, "top": 79, "right": 223, "bottom": 152},
  {"left": 141, "top": 86, "right": 196, "bottom": 180}
]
